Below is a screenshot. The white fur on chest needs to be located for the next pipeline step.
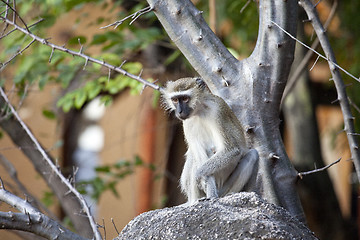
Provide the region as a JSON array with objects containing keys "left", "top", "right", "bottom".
[{"left": 183, "top": 116, "right": 224, "bottom": 163}]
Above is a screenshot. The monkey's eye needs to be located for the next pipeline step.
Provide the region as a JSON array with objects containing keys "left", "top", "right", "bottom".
[
  {"left": 172, "top": 98, "right": 179, "bottom": 104},
  {"left": 182, "top": 96, "right": 190, "bottom": 103}
]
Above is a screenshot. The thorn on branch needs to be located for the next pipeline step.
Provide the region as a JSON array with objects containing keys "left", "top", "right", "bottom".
[
  {"left": 302, "top": 18, "right": 312, "bottom": 23},
  {"left": 331, "top": 98, "right": 339, "bottom": 104},
  {"left": 298, "top": 158, "right": 341, "bottom": 179},
  {"left": 309, "top": 55, "right": 320, "bottom": 71},
  {"left": 0, "top": 177, "right": 5, "bottom": 190},
  {"left": 222, "top": 76, "right": 229, "bottom": 87},
  {"left": 269, "top": 153, "right": 280, "bottom": 161},
  {"left": 83, "top": 57, "right": 89, "bottom": 70},
  {"left": 78, "top": 38, "right": 84, "bottom": 54},
  {"left": 119, "top": 60, "right": 127, "bottom": 69},
  {"left": 140, "top": 79, "right": 159, "bottom": 95},
  {"left": 240, "top": 0, "right": 251, "bottom": 14},
  {"left": 111, "top": 218, "right": 120, "bottom": 235},
  {"left": 49, "top": 47, "right": 55, "bottom": 63},
  {"left": 107, "top": 68, "right": 111, "bottom": 82},
  {"left": 314, "top": 0, "right": 322, "bottom": 8}
]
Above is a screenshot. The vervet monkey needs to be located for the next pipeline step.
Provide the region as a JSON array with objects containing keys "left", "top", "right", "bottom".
[{"left": 162, "top": 77, "right": 259, "bottom": 204}]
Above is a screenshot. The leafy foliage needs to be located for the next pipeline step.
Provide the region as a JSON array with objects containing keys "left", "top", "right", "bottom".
[
  {"left": 0, "top": 0, "right": 161, "bottom": 112},
  {"left": 76, "top": 156, "right": 157, "bottom": 202}
]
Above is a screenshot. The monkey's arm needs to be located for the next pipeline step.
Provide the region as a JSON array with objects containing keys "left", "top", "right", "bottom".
[
  {"left": 181, "top": 152, "right": 205, "bottom": 204},
  {"left": 218, "top": 149, "right": 259, "bottom": 197}
]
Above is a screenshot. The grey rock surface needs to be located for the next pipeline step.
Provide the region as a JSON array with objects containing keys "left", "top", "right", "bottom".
[{"left": 116, "top": 192, "right": 317, "bottom": 240}]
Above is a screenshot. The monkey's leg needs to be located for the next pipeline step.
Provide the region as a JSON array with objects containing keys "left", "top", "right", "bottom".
[
  {"left": 205, "top": 176, "right": 218, "bottom": 198},
  {"left": 195, "top": 149, "right": 243, "bottom": 198},
  {"left": 218, "top": 149, "right": 259, "bottom": 197}
]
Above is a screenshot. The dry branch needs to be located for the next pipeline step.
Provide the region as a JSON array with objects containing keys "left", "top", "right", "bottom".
[
  {"left": 281, "top": 0, "right": 338, "bottom": 105},
  {"left": 100, "top": 6, "right": 153, "bottom": 29},
  {"left": 0, "top": 88, "right": 102, "bottom": 240},
  {"left": 0, "top": 183, "right": 86, "bottom": 240},
  {"left": 298, "top": 158, "right": 341, "bottom": 179},
  {"left": 299, "top": 0, "right": 360, "bottom": 183}
]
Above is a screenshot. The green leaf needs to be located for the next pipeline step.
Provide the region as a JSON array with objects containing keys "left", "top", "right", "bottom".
[
  {"left": 74, "top": 90, "right": 87, "bottom": 109},
  {"left": 100, "top": 95, "right": 113, "bottom": 106},
  {"left": 134, "top": 156, "right": 143, "bottom": 166},
  {"left": 91, "top": 34, "right": 107, "bottom": 45},
  {"left": 95, "top": 166, "right": 111, "bottom": 173},
  {"left": 42, "top": 109, "right": 56, "bottom": 119}
]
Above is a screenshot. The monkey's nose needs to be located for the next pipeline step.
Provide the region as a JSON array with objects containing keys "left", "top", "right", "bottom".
[{"left": 176, "top": 112, "right": 189, "bottom": 120}]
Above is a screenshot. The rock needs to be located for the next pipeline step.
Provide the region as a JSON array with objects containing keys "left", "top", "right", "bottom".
[{"left": 116, "top": 192, "right": 317, "bottom": 240}]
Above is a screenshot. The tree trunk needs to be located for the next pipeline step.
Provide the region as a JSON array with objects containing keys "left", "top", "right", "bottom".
[{"left": 147, "top": 0, "right": 305, "bottom": 221}]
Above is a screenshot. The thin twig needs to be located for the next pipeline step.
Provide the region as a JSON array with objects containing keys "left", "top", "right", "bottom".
[
  {"left": 299, "top": 0, "right": 360, "bottom": 183},
  {"left": 240, "top": 0, "right": 251, "bottom": 14},
  {"left": 1, "top": 39, "right": 36, "bottom": 68},
  {"left": 0, "top": 18, "right": 44, "bottom": 40},
  {"left": 309, "top": 55, "right": 320, "bottom": 72},
  {"left": 1, "top": 0, "right": 31, "bottom": 33},
  {"left": 100, "top": 6, "right": 153, "bottom": 29},
  {"left": 111, "top": 218, "right": 120, "bottom": 235},
  {"left": 271, "top": 20, "right": 359, "bottom": 83},
  {"left": 281, "top": 0, "right": 338, "bottom": 105},
  {"left": 298, "top": 158, "right": 341, "bottom": 179},
  {"left": 349, "top": 97, "right": 360, "bottom": 114}
]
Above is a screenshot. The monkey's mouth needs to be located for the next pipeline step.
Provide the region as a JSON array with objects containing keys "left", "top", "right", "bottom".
[{"left": 176, "top": 112, "right": 190, "bottom": 120}]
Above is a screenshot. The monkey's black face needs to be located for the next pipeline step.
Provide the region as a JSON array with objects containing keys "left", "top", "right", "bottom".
[{"left": 171, "top": 95, "right": 193, "bottom": 120}]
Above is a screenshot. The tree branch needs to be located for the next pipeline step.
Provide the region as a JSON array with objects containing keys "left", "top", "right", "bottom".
[
  {"left": 100, "top": 6, "right": 153, "bottom": 29},
  {"left": 0, "top": 154, "right": 57, "bottom": 219},
  {"left": 299, "top": 0, "right": 360, "bottom": 183},
  {"left": 281, "top": 0, "right": 338, "bottom": 106},
  {"left": 298, "top": 158, "right": 341, "bottom": 179},
  {"left": 0, "top": 88, "right": 101, "bottom": 239},
  {"left": 146, "top": 0, "right": 239, "bottom": 92},
  {"left": 0, "top": 3, "right": 159, "bottom": 91},
  {"left": 0, "top": 184, "right": 86, "bottom": 240}
]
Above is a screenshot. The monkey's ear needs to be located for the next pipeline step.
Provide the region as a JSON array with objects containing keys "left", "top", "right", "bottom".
[{"left": 195, "top": 77, "right": 207, "bottom": 90}]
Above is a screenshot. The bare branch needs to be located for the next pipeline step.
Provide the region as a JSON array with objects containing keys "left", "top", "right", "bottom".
[
  {"left": 299, "top": 0, "right": 360, "bottom": 183},
  {"left": 100, "top": 6, "right": 153, "bottom": 29},
  {"left": 111, "top": 218, "right": 120, "bottom": 235},
  {"left": 271, "top": 20, "right": 360, "bottom": 84},
  {"left": 0, "top": 154, "right": 57, "bottom": 219},
  {"left": 0, "top": 178, "right": 39, "bottom": 215},
  {"left": 1, "top": 0, "right": 31, "bottom": 33},
  {"left": 298, "top": 158, "right": 341, "bottom": 179},
  {"left": 281, "top": 0, "right": 338, "bottom": 104},
  {"left": 1, "top": 39, "right": 35, "bottom": 69},
  {"left": 0, "top": 18, "right": 44, "bottom": 40},
  {"left": 0, "top": 88, "right": 102, "bottom": 240},
  {"left": 0, "top": 189, "right": 86, "bottom": 240}
]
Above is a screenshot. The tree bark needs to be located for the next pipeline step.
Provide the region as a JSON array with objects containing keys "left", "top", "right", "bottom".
[{"left": 147, "top": 0, "right": 305, "bottom": 221}]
